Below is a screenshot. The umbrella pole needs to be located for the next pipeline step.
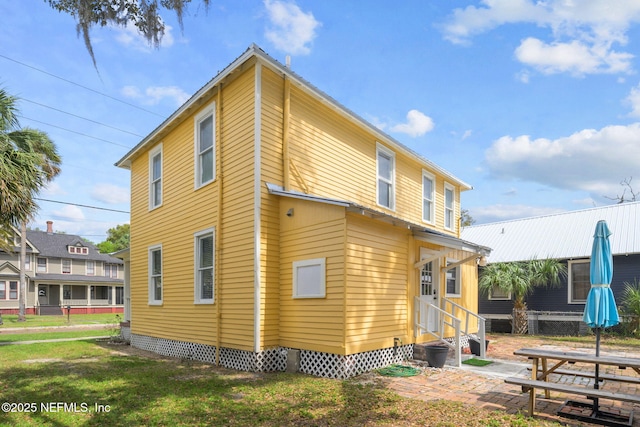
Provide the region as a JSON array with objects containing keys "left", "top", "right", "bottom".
[{"left": 594, "top": 327, "right": 600, "bottom": 416}]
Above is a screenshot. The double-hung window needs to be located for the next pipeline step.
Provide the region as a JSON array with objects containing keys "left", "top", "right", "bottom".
[
  {"left": 149, "top": 144, "right": 163, "bottom": 209},
  {"left": 37, "top": 257, "right": 47, "bottom": 273},
  {"left": 0, "top": 282, "right": 5, "bottom": 299},
  {"left": 86, "top": 260, "right": 95, "bottom": 276},
  {"left": 195, "top": 228, "right": 215, "bottom": 304},
  {"left": 422, "top": 170, "right": 435, "bottom": 224},
  {"left": 444, "top": 182, "right": 455, "bottom": 231},
  {"left": 9, "top": 281, "right": 17, "bottom": 299},
  {"left": 195, "top": 103, "right": 216, "bottom": 188},
  {"left": 445, "top": 259, "right": 461, "bottom": 297},
  {"left": 62, "top": 259, "right": 71, "bottom": 274},
  {"left": 148, "top": 245, "right": 163, "bottom": 305},
  {"left": 569, "top": 260, "right": 589, "bottom": 303},
  {"left": 376, "top": 143, "right": 395, "bottom": 210}
]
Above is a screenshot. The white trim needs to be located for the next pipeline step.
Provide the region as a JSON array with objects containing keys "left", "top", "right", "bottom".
[
  {"left": 445, "top": 258, "right": 461, "bottom": 298},
  {"left": 253, "top": 63, "right": 262, "bottom": 353},
  {"left": 376, "top": 142, "right": 395, "bottom": 211},
  {"left": 488, "top": 286, "right": 512, "bottom": 301},
  {"left": 194, "top": 101, "right": 216, "bottom": 189},
  {"left": 568, "top": 259, "right": 589, "bottom": 304},
  {"left": 148, "top": 143, "right": 163, "bottom": 210},
  {"left": 422, "top": 169, "right": 435, "bottom": 225},
  {"left": 148, "top": 244, "right": 163, "bottom": 306},
  {"left": 194, "top": 227, "right": 215, "bottom": 304},
  {"left": 444, "top": 181, "right": 455, "bottom": 231},
  {"left": 292, "top": 258, "right": 326, "bottom": 298}
]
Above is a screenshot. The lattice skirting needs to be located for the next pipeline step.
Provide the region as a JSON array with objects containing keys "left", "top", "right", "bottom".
[{"left": 130, "top": 333, "right": 412, "bottom": 379}]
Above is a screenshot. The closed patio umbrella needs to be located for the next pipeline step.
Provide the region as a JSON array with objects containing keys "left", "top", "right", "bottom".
[{"left": 582, "top": 220, "right": 619, "bottom": 415}]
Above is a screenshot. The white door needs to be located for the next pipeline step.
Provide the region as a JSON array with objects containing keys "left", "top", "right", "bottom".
[{"left": 420, "top": 259, "right": 440, "bottom": 333}]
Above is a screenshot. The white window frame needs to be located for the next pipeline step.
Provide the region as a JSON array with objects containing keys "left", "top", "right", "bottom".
[
  {"left": 148, "top": 245, "right": 163, "bottom": 305},
  {"left": 568, "top": 259, "right": 590, "bottom": 304},
  {"left": 0, "top": 281, "right": 5, "bottom": 299},
  {"left": 376, "top": 143, "right": 395, "bottom": 210},
  {"left": 20, "top": 254, "right": 30, "bottom": 271},
  {"left": 422, "top": 170, "right": 435, "bottom": 224},
  {"left": 445, "top": 258, "right": 461, "bottom": 298},
  {"left": 194, "top": 102, "right": 216, "bottom": 189},
  {"left": 104, "top": 263, "right": 118, "bottom": 279},
  {"left": 194, "top": 228, "right": 215, "bottom": 304},
  {"left": 293, "top": 258, "right": 326, "bottom": 299},
  {"left": 8, "top": 281, "right": 17, "bottom": 299},
  {"left": 62, "top": 259, "right": 72, "bottom": 274},
  {"left": 149, "top": 143, "right": 163, "bottom": 210},
  {"left": 488, "top": 285, "right": 511, "bottom": 301},
  {"left": 444, "top": 182, "right": 455, "bottom": 231},
  {"left": 37, "top": 257, "right": 47, "bottom": 273},
  {"left": 86, "top": 260, "right": 95, "bottom": 276}
]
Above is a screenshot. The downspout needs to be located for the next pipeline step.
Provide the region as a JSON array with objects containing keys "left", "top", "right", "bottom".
[
  {"left": 254, "top": 63, "right": 262, "bottom": 353},
  {"left": 216, "top": 84, "right": 223, "bottom": 365},
  {"left": 283, "top": 76, "right": 290, "bottom": 191}
]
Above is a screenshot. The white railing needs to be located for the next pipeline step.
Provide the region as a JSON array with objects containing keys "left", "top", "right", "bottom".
[
  {"left": 442, "top": 298, "right": 486, "bottom": 359},
  {"left": 63, "top": 299, "right": 88, "bottom": 306},
  {"left": 414, "top": 297, "right": 462, "bottom": 367}
]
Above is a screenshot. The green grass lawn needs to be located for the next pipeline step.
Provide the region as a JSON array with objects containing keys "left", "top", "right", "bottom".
[
  {"left": 0, "top": 341, "right": 562, "bottom": 427},
  {"left": 0, "top": 330, "right": 111, "bottom": 343},
  {"left": 0, "top": 313, "right": 120, "bottom": 329}
]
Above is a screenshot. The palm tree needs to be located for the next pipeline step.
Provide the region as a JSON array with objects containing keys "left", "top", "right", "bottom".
[
  {"left": 0, "top": 87, "right": 61, "bottom": 322},
  {"left": 478, "top": 258, "right": 567, "bottom": 334}
]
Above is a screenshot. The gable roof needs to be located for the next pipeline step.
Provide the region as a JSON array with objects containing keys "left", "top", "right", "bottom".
[
  {"left": 460, "top": 202, "right": 640, "bottom": 263},
  {"left": 115, "top": 44, "right": 472, "bottom": 191},
  {"left": 25, "top": 230, "right": 123, "bottom": 264}
]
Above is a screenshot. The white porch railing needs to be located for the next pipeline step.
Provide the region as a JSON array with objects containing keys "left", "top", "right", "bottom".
[
  {"left": 414, "top": 297, "right": 487, "bottom": 367},
  {"left": 63, "top": 299, "right": 88, "bottom": 306}
]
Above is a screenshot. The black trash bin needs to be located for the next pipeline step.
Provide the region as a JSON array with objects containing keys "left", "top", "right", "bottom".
[{"left": 469, "top": 339, "right": 489, "bottom": 356}]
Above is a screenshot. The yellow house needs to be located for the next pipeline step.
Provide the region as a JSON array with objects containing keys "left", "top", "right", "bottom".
[{"left": 116, "top": 45, "right": 490, "bottom": 378}]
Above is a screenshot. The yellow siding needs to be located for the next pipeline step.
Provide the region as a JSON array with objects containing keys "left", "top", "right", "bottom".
[
  {"left": 129, "top": 66, "right": 257, "bottom": 350},
  {"left": 344, "top": 214, "right": 411, "bottom": 354},
  {"left": 279, "top": 198, "right": 346, "bottom": 354}
]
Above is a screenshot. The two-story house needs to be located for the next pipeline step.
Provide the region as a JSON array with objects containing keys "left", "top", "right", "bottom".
[
  {"left": 0, "top": 221, "right": 124, "bottom": 315},
  {"left": 116, "top": 45, "right": 490, "bottom": 378}
]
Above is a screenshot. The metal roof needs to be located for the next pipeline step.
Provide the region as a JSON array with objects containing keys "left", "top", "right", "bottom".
[{"left": 460, "top": 201, "right": 640, "bottom": 263}]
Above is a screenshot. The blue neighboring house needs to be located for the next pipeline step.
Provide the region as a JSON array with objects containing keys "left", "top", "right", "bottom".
[{"left": 461, "top": 202, "right": 640, "bottom": 334}]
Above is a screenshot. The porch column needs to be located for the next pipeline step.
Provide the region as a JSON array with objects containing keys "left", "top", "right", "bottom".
[
  {"left": 87, "top": 285, "right": 91, "bottom": 306},
  {"left": 59, "top": 286, "right": 63, "bottom": 307},
  {"left": 112, "top": 286, "right": 116, "bottom": 306}
]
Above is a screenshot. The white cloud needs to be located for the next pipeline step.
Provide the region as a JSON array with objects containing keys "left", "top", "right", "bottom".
[
  {"left": 484, "top": 123, "right": 640, "bottom": 199},
  {"left": 51, "top": 205, "right": 85, "bottom": 222},
  {"left": 91, "top": 184, "right": 130, "bottom": 205},
  {"left": 115, "top": 22, "right": 175, "bottom": 51},
  {"left": 121, "top": 85, "right": 190, "bottom": 107},
  {"left": 41, "top": 181, "right": 65, "bottom": 197},
  {"left": 625, "top": 83, "right": 640, "bottom": 117},
  {"left": 442, "top": 0, "right": 640, "bottom": 76},
  {"left": 390, "top": 110, "right": 434, "bottom": 137},
  {"left": 264, "top": 0, "right": 321, "bottom": 55}
]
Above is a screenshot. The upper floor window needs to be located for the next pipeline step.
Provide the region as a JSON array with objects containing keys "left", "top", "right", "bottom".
[
  {"left": 195, "top": 228, "right": 215, "bottom": 304},
  {"left": 37, "top": 257, "right": 47, "bottom": 273},
  {"left": 569, "top": 260, "right": 589, "bottom": 304},
  {"left": 62, "top": 259, "right": 71, "bottom": 274},
  {"left": 148, "top": 245, "right": 163, "bottom": 305},
  {"left": 195, "top": 103, "right": 216, "bottom": 188},
  {"left": 422, "top": 170, "right": 435, "bottom": 224},
  {"left": 376, "top": 143, "right": 395, "bottom": 210},
  {"left": 445, "top": 259, "right": 461, "bottom": 297},
  {"left": 444, "top": 182, "right": 455, "bottom": 231},
  {"left": 149, "top": 144, "right": 163, "bottom": 209},
  {"left": 20, "top": 254, "right": 30, "bottom": 270},
  {"left": 86, "top": 260, "right": 95, "bottom": 276},
  {"left": 104, "top": 263, "right": 118, "bottom": 279},
  {"left": 68, "top": 246, "right": 88, "bottom": 255}
]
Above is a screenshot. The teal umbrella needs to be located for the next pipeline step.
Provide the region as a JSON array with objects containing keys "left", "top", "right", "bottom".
[{"left": 582, "top": 220, "right": 619, "bottom": 415}]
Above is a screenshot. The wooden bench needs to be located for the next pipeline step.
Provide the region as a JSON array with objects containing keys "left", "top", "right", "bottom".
[
  {"left": 526, "top": 367, "right": 640, "bottom": 385},
  {"left": 505, "top": 376, "right": 640, "bottom": 417}
]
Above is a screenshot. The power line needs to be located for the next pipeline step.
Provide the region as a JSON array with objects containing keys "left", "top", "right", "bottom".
[
  {"left": 21, "top": 98, "right": 144, "bottom": 138},
  {"left": 0, "top": 53, "right": 164, "bottom": 118},
  {"left": 19, "top": 115, "right": 132, "bottom": 149},
  {"left": 35, "top": 198, "right": 130, "bottom": 214}
]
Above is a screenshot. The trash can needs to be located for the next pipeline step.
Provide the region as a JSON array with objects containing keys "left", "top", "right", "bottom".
[{"left": 469, "top": 339, "right": 489, "bottom": 356}]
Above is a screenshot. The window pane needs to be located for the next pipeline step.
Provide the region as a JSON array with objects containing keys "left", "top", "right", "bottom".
[
  {"left": 154, "top": 277, "right": 162, "bottom": 300},
  {"left": 445, "top": 210, "right": 453, "bottom": 229},
  {"left": 0, "top": 282, "right": 5, "bottom": 299},
  {"left": 152, "top": 153, "right": 161, "bottom": 180},
  {"left": 423, "top": 199, "right": 432, "bottom": 221},
  {"left": 152, "top": 251, "right": 162, "bottom": 275},
  {"left": 200, "top": 148, "right": 214, "bottom": 183},
  {"left": 572, "top": 263, "right": 590, "bottom": 300},
  {"left": 378, "top": 180, "right": 390, "bottom": 207},
  {"left": 199, "top": 115, "right": 214, "bottom": 151},
  {"left": 9, "top": 281, "right": 17, "bottom": 299},
  {"left": 446, "top": 267, "right": 458, "bottom": 294},
  {"left": 200, "top": 269, "right": 214, "bottom": 299},
  {"left": 378, "top": 152, "right": 391, "bottom": 180},
  {"left": 199, "top": 235, "right": 213, "bottom": 268},
  {"left": 423, "top": 177, "right": 433, "bottom": 199},
  {"left": 153, "top": 181, "right": 162, "bottom": 205},
  {"left": 445, "top": 188, "right": 453, "bottom": 208}
]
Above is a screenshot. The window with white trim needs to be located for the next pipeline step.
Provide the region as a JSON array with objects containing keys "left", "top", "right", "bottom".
[
  {"left": 20, "top": 254, "right": 30, "bottom": 270},
  {"left": 148, "top": 245, "right": 163, "bottom": 305},
  {"left": 62, "top": 259, "right": 71, "bottom": 274},
  {"left": 194, "top": 228, "right": 215, "bottom": 304},
  {"left": 569, "top": 260, "right": 590, "bottom": 303},
  {"left": 9, "top": 281, "right": 17, "bottom": 299},
  {"left": 293, "top": 258, "right": 326, "bottom": 298},
  {"left": 0, "top": 282, "right": 5, "bottom": 299},
  {"left": 445, "top": 259, "right": 461, "bottom": 297},
  {"left": 104, "top": 263, "right": 118, "bottom": 278},
  {"left": 488, "top": 285, "right": 511, "bottom": 301},
  {"left": 376, "top": 143, "right": 395, "bottom": 210},
  {"left": 0, "top": 281, "right": 18, "bottom": 300},
  {"left": 444, "top": 182, "right": 455, "bottom": 231},
  {"left": 86, "top": 260, "right": 95, "bottom": 276},
  {"left": 422, "top": 170, "right": 435, "bottom": 223},
  {"left": 195, "top": 103, "right": 215, "bottom": 188},
  {"left": 149, "top": 144, "right": 162, "bottom": 209},
  {"left": 37, "top": 257, "right": 47, "bottom": 273}
]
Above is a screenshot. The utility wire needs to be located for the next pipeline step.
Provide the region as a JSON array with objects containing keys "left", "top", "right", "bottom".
[
  {"left": 19, "top": 115, "right": 132, "bottom": 149},
  {"left": 0, "top": 53, "right": 164, "bottom": 118},
  {"left": 21, "top": 98, "right": 144, "bottom": 138},
  {"left": 35, "top": 198, "right": 130, "bottom": 214}
]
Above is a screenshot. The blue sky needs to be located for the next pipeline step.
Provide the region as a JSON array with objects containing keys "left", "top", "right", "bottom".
[{"left": 2, "top": 0, "right": 640, "bottom": 240}]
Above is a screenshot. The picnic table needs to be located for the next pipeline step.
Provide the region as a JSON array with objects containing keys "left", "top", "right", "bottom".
[{"left": 505, "top": 347, "right": 640, "bottom": 426}]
